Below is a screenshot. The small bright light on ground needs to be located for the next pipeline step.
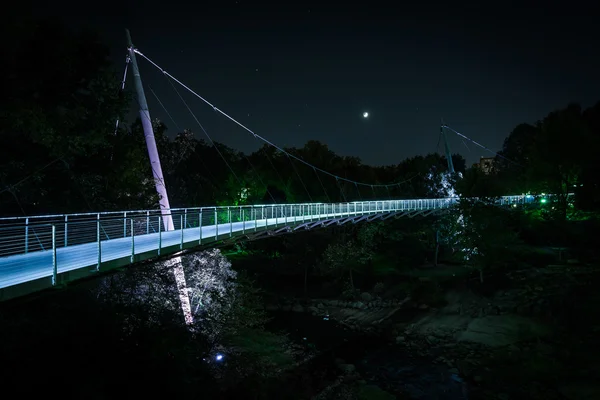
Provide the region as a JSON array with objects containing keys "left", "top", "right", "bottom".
[
  {"left": 215, "top": 353, "right": 224, "bottom": 361},
  {"left": 363, "top": 112, "right": 369, "bottom": 118}
]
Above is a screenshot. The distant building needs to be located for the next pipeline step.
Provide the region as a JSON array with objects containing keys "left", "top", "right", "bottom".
[{"left": 472, "top": 157, "right": 496, "bottom": 174}]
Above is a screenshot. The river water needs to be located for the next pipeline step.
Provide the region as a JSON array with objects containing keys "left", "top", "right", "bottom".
[{"left": 266, "top": 311, "right": 470, "bottom": 399}]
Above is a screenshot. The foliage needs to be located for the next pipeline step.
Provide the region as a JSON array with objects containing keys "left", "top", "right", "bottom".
[
  {"left": 438, "top": 199, "right": 521, "bottom": 282},
  {"left": 490, "top": 102, "right": 600, "bottom": 215},
  {"left": 0, "top": 19, "right": 146, "bottom": 215},
  {"left": 357, "top": 383, "right": 396, "bottom": 400},
  {"left": 226, "top": 328, "right": 295, "bottom": 368},
  {"left": 321, "top": 223, "right": 383, "bottom": 289},
  {"left": 95, "top": 249, "right": 267, "bottom": 345}
]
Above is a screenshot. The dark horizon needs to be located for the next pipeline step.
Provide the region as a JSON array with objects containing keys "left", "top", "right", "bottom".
[{"left": 20, "top": 1, "right": 600, "bottom": 167}]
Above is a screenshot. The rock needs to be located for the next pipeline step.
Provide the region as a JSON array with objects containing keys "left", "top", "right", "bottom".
[
  {"left": 456, "top": 315, "right": 550, "bottom": 347},
  {"left": 308, "top": 306, "right": 319, "bottom": 314},
  {"left": 351, "top": 301, "right": 366, "bottom": 309},
  {"left": 427, "top": 335, "right": 439, "bottom": 344},
  {"left": 559, "top": 382, "right": 600, "bottom": 399},
  {"left": 338, "top": 363, "right": 356, "bottom": 374},
  {"left": 507, "top": 344, "right": 520, "bottom": 353},
  {"left": 292, "top": 304, "right": 304, "bottom": 313},
  {"left": 395, "top": 336, "right": 405, "bottom": 343},
  {"left": 455, "top": 359, "right": 474, "bottom": 377},
  {"left": 361, "top": 292, "right": 373, "bottom": 302},
  {"left": 316, "top": 303, "right": 324, "bottom": 309}
]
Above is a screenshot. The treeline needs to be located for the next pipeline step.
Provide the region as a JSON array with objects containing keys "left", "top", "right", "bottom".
[
  {"left": 1, "top": 19, "right": 599, "bottom": 218},
  {"left": 458, "top": 103, "right": 600, "bottom": 212},
  {"left": 0, "top": 20, "right": 464, "bottom": 217}
]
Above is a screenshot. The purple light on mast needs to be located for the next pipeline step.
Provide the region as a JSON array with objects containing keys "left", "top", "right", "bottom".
[{"left": 126, "top": 29, "right": 174, "bottom": 231}]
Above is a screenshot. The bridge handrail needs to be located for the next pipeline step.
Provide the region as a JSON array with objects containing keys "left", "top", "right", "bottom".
[
  {"left": 0, "top": 199, "right": 465, "bottom": 258},
  {"left": 0, "top": 195, "right": 550, "bottom": 261},
  {"left": 0, "top": 199, "right": 455, "bottom": 224},
  {"left": 0, "top": 194, "right": 549, "bottom": 224}
]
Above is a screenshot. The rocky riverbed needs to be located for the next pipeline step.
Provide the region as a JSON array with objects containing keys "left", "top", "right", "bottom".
[{"left": 267, "top": 263, "right": 600, "bottom": 399}]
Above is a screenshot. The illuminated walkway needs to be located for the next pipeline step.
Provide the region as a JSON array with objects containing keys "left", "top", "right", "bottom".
[{"left": 0, "top": 196, "right": 532, "bottom": 299}]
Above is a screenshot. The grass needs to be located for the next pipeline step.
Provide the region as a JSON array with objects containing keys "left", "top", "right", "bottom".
[
  {"left": 401, "top": 265, "right": 471, "bottom": 280},
  {"left": 226, "top": 328, "right": 295, "bottom": 368},
  {"left": 358, "top": 383, "right": 396, "bottom": 400},
  {"left": 371, "top": 254, "right": 402, "bottom": 277}
]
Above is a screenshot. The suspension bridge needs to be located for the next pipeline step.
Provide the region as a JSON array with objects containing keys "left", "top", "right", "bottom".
[{"left": 0, "top": 31, "right": 533, "bottom": 302}]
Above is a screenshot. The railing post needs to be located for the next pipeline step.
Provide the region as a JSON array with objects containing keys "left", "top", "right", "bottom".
[
  {"left": 215, "top": 208, "right": 218, "bottom": 240},
  {"left": 52, "top": 225, "right": 57, "bottom": 286},
  {"left": 24, "top": 217, "right": 29, "bottom": 254},
  {"left": 199, "top": 210, "right": 203, "bottom": 245},
  {"left": 255, "top": 207, "right": 258, "bottom": 232},
  {"left": 242, "top": 208, "right": 246, "bottom": 234},
  {"left": 180, "top": 214, "right": 184, "bottom": 250},
  {"left": 158, "top": 216, "right": 162, "bottom": 255},
  {"left": 184, "top": 209, "right": 188, "bottom": 230},
  {"left": 97, "top": 214, "right": 101, "bottom": 271},
  {"left": 124, "top": 212, "right": 127, "bottom": 238},
  {"left": 130, "top": 218, "right": 135, "bottom": 263},
  {"left": 146, "top": 211, "right": 150, "bottom": 234},
  {"left": 228, "top": 207, "right": 232, "bottom": 238},
  {"left": 64, "top": 215, "right": 68, "bottom": 247}
]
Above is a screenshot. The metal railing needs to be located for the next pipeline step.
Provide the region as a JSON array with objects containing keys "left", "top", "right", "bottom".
[
  {"left": 0, "top": 195, "right": 540, "bottom": 258},
  {"left": 0, "top": 195, "right": 538, "bottom": 290}
]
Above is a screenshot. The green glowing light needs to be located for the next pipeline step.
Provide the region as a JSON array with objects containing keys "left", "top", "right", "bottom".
[{"left": 540, "top": 198, "right": 547, "bottom": 204}]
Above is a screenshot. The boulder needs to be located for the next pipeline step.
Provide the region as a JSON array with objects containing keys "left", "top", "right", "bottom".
[
  {"left": 361, "top": 292, "right": 373, "bottom": 302},
  {"left": 456, "top": 315, "right": 550, "bottom": 347},
  {"left": 292, "top": 304, "right": 304, "bottom": 313}
]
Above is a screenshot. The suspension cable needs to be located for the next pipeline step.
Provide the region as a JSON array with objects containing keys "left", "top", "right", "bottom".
[
  {"left": 261, "top": 146, "right": 288, "bottom": 193},
  {"left": 354, "top": 182, "right": 362, "bottom": 201},
  {"left": 244, "top": 155, "right": 278, "bottom": 204},
  {"left": 165, "top": 75, "right": 244, "bottom": 188},
  {"left": 336, "top": 177, "right": 347, "bottom": 202},
  {"left": 114, "top": 55, "right": 130, "bottom": 135},
  {"left": 314, "top": 167, "right": 332, "bottom": 203},
  {"left": 443, "top": 125, "right": 523, "bottom": 167},
  {"left": 147, "top": 82, "right": 220, "bottom": 191},
  {"left": 148, "top": 84, "right": 181, "bottom": 131},
  {"left": 134, "top": 49, "right": 419, "bottom": 188},
  {"left": 286, "top": 153, "right": 313, "bottom": 202}
]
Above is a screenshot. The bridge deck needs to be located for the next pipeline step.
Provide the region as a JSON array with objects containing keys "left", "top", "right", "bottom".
[
  {"left": 0, "top": 210, "right": 391, "bottom": 290},
  {"left": 0, "top": 196, "right": 533, "bottom": 299}
]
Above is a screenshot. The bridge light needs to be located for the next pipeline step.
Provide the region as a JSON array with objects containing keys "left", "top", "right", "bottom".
[{"left": 540, "top": 198, "right": 547, "bottom": 204}]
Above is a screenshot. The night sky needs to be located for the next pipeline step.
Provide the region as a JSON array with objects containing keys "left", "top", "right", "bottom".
[{"left": 27, "top": 1, "right": 600, "bottom": 167}]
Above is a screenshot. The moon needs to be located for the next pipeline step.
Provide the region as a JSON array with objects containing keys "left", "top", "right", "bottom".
[{"left": 363, "top": 112, "right": 369, "bottom": 118}]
